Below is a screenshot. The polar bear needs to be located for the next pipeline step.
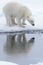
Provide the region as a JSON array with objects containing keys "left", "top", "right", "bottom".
[{"left": 3, "top": 3, "right": 35, "bottom": 27}]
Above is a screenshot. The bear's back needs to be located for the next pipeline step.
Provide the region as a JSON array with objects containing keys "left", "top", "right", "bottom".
[{"left": 3, "top": 3, "right": 22, "bottom": 15}]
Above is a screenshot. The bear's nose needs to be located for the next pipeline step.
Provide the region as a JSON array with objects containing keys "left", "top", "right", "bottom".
[
  {"left": 32, "top": 24, "right": 35, "bottom": 26},
  {"left": 32, "top": 37, "right": 35, "bottom": 40}
]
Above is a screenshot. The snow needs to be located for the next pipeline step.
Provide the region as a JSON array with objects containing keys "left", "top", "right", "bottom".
[
  {"left": 30, "top": 62, "right": 43, "bottom": 65},
  {"left": 0, "top": 61, "right": 18, "bottom": 65}
]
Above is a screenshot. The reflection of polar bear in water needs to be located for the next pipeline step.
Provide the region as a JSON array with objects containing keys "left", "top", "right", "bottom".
[
  {"left": 4, "top": 33, "right": 35, "bottom": 54},
  {"left": 3, "top": 3, "right": 35, "bottom": 27}
]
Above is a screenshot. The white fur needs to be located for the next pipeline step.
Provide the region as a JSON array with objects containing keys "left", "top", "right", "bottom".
[{"left": 3, "top": 3, "right": 34, "bottom": 26}]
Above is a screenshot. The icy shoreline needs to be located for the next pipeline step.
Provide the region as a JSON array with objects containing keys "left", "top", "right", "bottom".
[{"left": 0, "top": 29, "right": 43, "bottom": 34}]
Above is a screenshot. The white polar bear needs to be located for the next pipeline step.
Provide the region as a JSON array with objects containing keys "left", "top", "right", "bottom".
[{"left": 3, "top": 3, "right": 35, "bottom": 27}]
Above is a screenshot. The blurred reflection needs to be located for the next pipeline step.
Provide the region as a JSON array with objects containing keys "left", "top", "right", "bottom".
[{"left": 4, "top": 33, "right": 35, "bottom": 55}]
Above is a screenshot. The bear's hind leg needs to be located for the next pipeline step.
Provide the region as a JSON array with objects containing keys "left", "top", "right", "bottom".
[
  {"left": 6, "top": 15, "right": 12, "bottom": 26},
  {"left": 11, "top": 16, "right": 17, "bottom": 25}
]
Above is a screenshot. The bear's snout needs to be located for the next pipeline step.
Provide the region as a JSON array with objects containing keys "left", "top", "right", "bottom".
[
  {"left": 30, "top": 20, "right": 35, "bottom": 26},
  {"left": 32, "top": 24, "right": 35, "bottom": 26}
]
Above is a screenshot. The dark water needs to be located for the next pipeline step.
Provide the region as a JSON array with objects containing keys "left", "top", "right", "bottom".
[{"left": 0, "top": 33, "right": 43, "bottom": 65}]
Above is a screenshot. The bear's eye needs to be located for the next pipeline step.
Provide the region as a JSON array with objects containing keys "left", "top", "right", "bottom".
[{"left": 27, "top": 16, "right": 29, "bottom": 18}]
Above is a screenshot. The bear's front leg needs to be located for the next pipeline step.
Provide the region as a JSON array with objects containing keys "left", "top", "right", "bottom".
[
  {"left": 22, "top": 18, "right": 26, "bottom": 25},
  {"left": 17, "top": 18, "right": 25, "bottom": 27},
  {"left": 17, "top": 18, "right": 22, "bottom": 26}
]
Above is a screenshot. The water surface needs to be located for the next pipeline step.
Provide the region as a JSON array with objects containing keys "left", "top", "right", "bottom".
[{"left": 0, "top": 33, "right": 43, "bottom": 65}]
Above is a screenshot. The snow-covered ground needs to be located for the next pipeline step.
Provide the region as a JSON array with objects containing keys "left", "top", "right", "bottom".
[
  {"left": 0, "top": 0, "right": 43, "bottom": 32},
  {"left": 0, "top": 61, "right": 18, "bottom": 65},
  {"left": 30, "top": 62, "right": 43, "bottom": 65}
]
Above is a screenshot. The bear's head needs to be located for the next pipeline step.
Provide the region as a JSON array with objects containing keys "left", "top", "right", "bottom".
[
  {"left": 27, "top": 16, "right": 35, "bottom": 26},
  {"left": 26, "top": 8, "right": 35, "bottom": 26}
]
